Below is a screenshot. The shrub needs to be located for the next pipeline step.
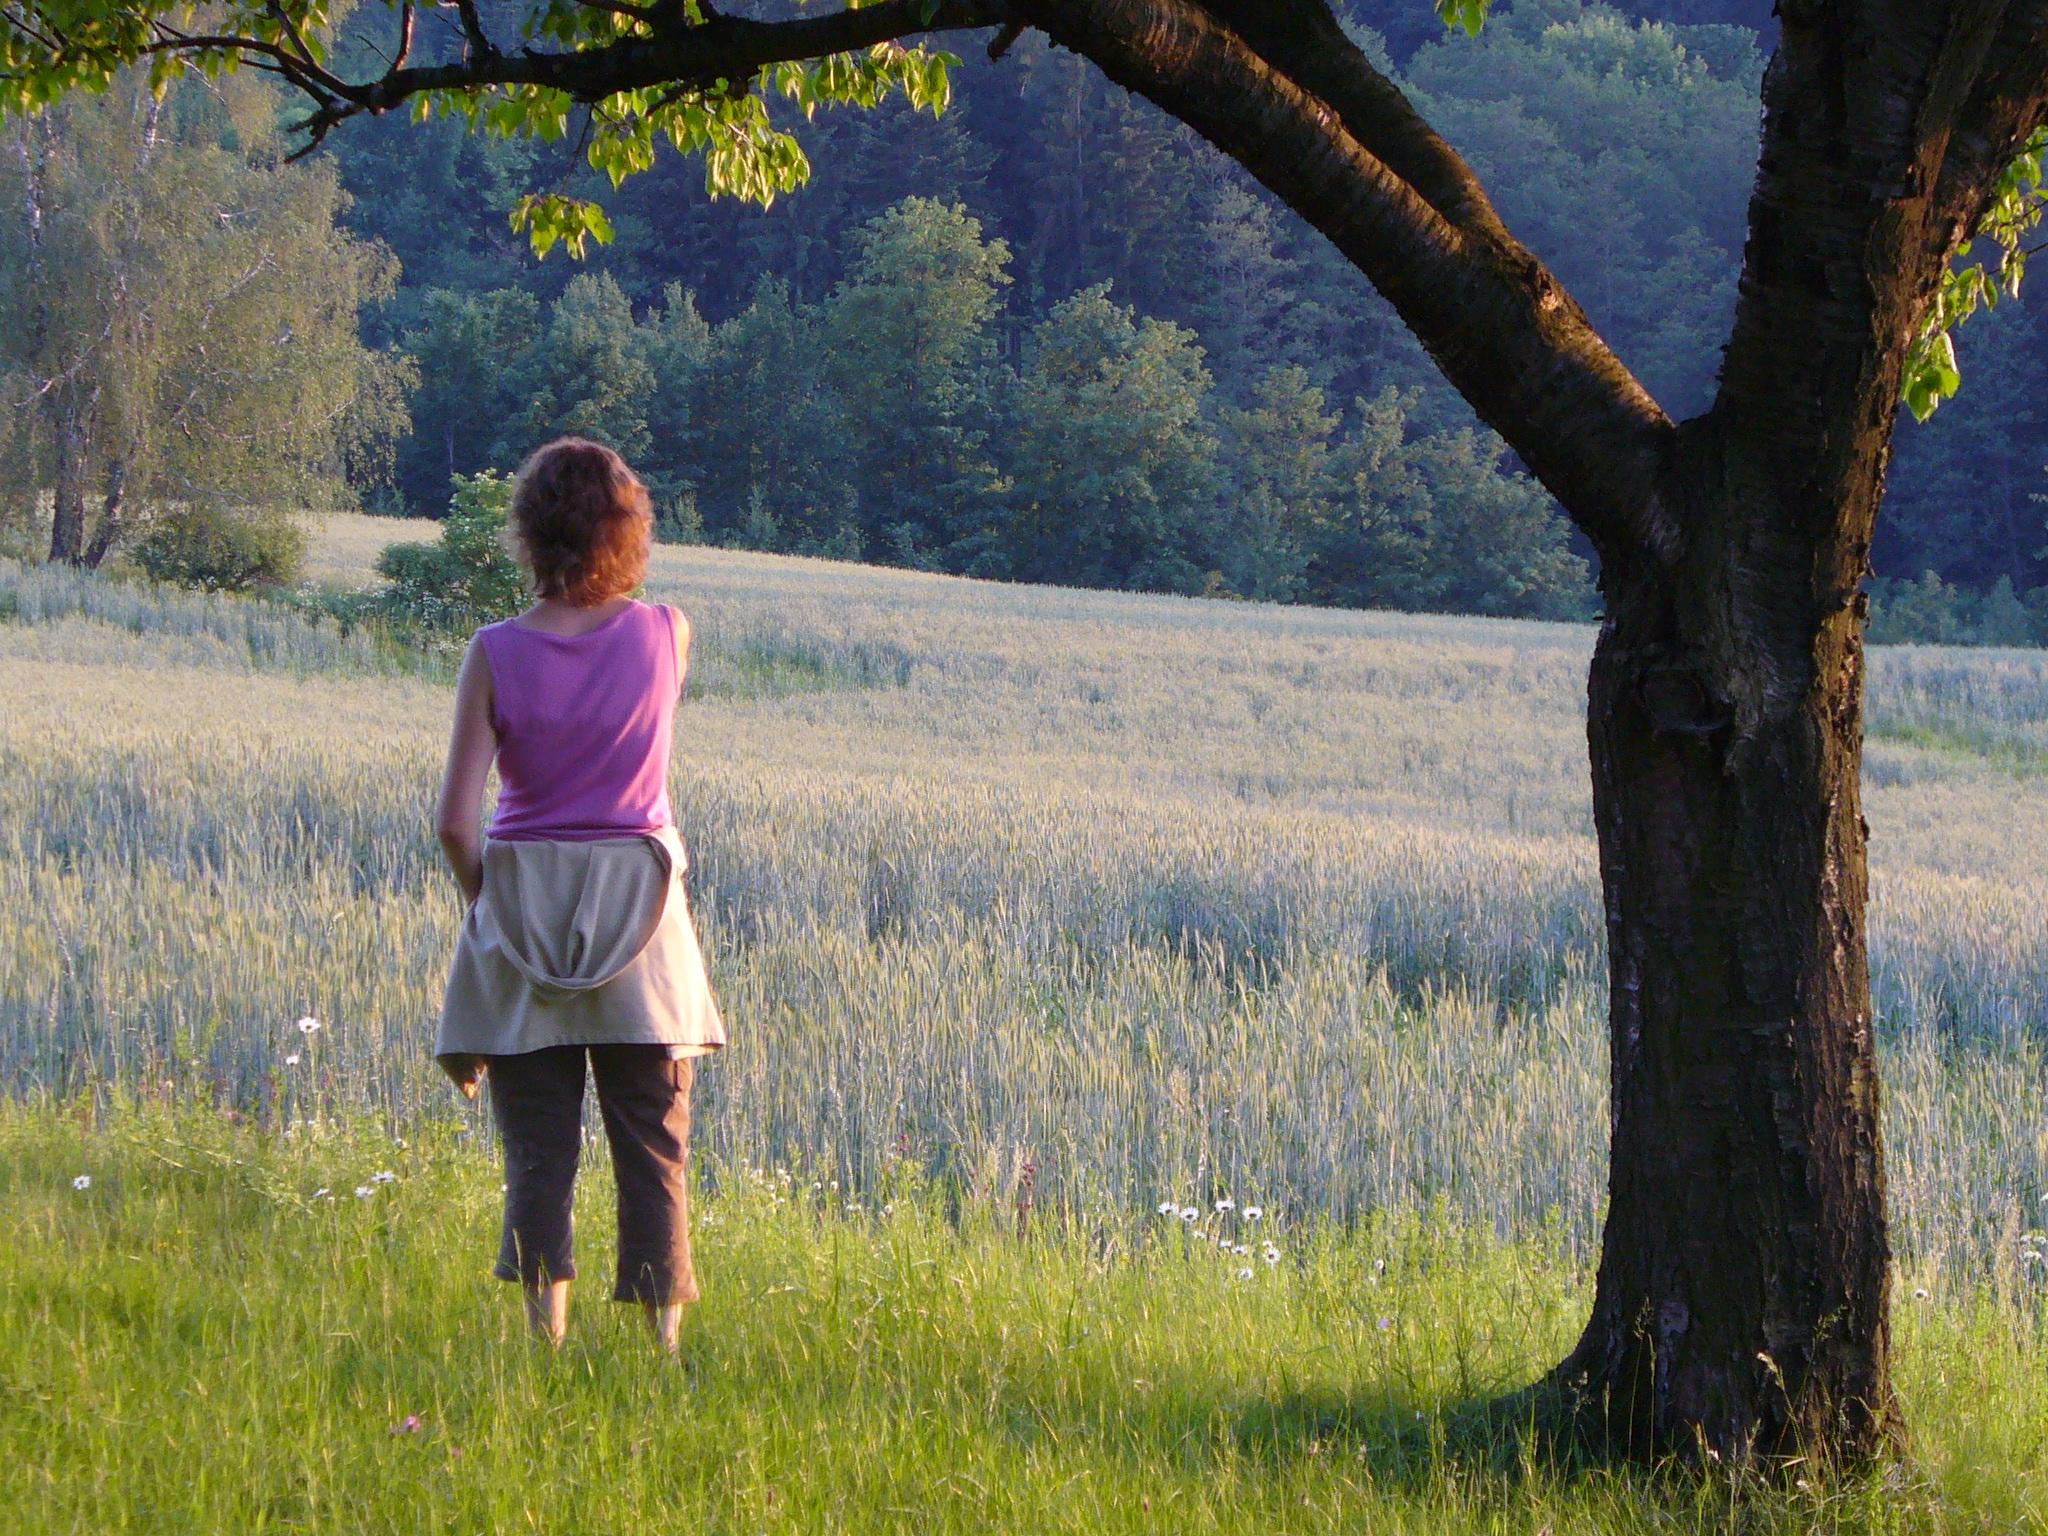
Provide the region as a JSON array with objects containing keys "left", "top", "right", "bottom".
[
  {"left": 1867, "top": 571, "right": 2046, "bottom": 648},
  {"left": 376, "top": 472, "right": 528, "bottom": 631},
  {"left": 134, "top": 503, "right": 307, "bottom": 592}
]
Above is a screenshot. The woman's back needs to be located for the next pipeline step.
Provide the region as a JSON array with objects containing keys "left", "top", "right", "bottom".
[{"left": 479, "top": 599, "right": 678, "bottom": 841}]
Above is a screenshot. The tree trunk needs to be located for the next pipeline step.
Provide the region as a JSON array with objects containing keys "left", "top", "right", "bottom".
[
  {"left": 1550, "top": 496, "right": 1895, "bottom": 1460},
  {"left": 83, "top": 456, "right": 129, "bottom": 569},
  {"left": 48, "top": 405, "right": 90, "bottom": 565}
]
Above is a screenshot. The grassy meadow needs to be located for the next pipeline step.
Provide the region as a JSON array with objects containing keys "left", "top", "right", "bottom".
[{"left": 4, "top": 515, "right": 2048, "bottom": 1529}]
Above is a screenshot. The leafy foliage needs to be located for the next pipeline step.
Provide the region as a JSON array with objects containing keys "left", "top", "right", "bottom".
[
  {"left": 132, "top": 502, "right": 307, "bottom": 591},
  {"left": 0, "top": 69, "right": 407, "bottom": 563},
  {"left": 1903, "top": 126, "right": 2048, "bottom": 421},
  {"left": 374, "top": 472, "right": 528, "bottom": 631},
  {"left": 0, "top": 0, "right": 964, "bottom": 256},
  {"left": 8, "top": 0, "right": 2043, "bottom": 630}
]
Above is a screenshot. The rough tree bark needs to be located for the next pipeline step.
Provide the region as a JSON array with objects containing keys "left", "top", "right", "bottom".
[
  {"left": 83, "top": 456, "right": 128, "bottom": 568},
  {"left": 51, "top": 0, "right": 2048, "bottom": 1462},
  {"left": 47, "top": 399, "right": 92, "bottom": 564},
  {"left": 1546, "top": 0, "right": 2048, "bottom": 1456}
]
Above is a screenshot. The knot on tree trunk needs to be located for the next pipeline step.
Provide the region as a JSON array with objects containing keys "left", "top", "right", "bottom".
[{"left": 1637, "top": 659, "right": 1733, "bottom": 737}]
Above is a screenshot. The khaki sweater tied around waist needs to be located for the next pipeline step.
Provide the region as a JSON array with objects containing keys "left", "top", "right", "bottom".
[{"left": 436, "top": 824, "right": 725, "bottom": 1065}]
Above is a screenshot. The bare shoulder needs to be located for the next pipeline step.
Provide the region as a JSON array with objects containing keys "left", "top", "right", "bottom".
[
  {"left": 461, "top": 626, "right": 496, "bottom": 680},
  {"left": 662, "top": 604, "right": 692, "bottom": 648}
]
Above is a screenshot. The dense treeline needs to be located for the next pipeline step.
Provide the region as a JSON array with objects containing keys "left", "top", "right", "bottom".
[
  {"left": 325, "top": 0, "right": 2045, "bottom": 625},
  {"left": 391, "top": 202, "right": 1592, "bottom": 614},
  {"left": 4, "top": 0, "right": 2040, "bottom": 629}
]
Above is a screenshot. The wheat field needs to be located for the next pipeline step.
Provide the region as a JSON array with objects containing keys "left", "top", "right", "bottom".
[{"left": 4, "top": 515, "right": 2047, "bottom": 1280}]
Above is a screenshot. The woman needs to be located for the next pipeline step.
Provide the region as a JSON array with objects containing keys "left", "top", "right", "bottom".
[{"left": 433, "top": 437, "right": 724, "bottom": 1353}]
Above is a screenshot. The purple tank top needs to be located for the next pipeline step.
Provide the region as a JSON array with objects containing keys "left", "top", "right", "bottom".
[{"left": 478, "top": 601, "right": 678, "bottom": 842}]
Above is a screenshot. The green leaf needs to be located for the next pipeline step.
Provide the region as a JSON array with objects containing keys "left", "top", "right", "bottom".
[
  {"left": 1434, "top": 0, "right": 1491, "bottom": 37},
  {"left": 508, "top": 194, "right": 616, "bottom": 260}
]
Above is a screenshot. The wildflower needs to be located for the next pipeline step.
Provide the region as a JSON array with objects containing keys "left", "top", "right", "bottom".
[
  {"left": 392, "top": 1414, "right": 423, "bottom": 1436},
  {"left": 1373, "top": 1258, "right": 1386, "bottom": 1274},
  {"left": 1179, "top": 1206, "right": 1199, "bottom": 1223},
  {"left": 1234, "top": 1244, "right": 1250, "bottom": 1257},
  {"left": 1912, "top": 1287, "right": 1930, "bottom": 1301},
  {"left": 1376, "top": 1316, "right": 1393, "bottom": 1332},
  {"left": 393, "top": 1138, "right": 407, "bottom": 1150},
  {"left": 1157, "top": 1201, "right": 1175, "bottom": 1217},
  {"left": 1243, "top": 1206, "right": 1263, "bottom": 1222},
  {"left": 312, "top": 1188, "right": 331, "bottom": 1200},
  {"left": 284, "top": 1053, "right": 301, "bottom": 1067},
  {"left": 1215, "top": 1198, "right": 1235, "bottom": 1213},
  {"left": 1237, "top": 1267, "right": 1254, "bottom": 1281},
  {"left": 1262, "top": 1243, "right": 1280, "bottom": 1265},
  {"left": 370, "top": 1170, "right": 396, "bottom": 1185},
  {"left": 355, "top": 1186, "right": 374, "bottom": 1199},
  {"left": 72, "top": 1174, "right": 91, "bottom": 1191},
  {"left": 295, "top": 1016, "right": 321, "bottom": 1036}
]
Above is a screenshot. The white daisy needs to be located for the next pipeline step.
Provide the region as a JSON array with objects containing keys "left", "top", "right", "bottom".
[
  {"left": 284, "top": 1053, "right": 301, "bottom": 1066},
  {"left": 295, "top": 1016, "right": 321, "bottom": 1036},
  {"left": 370, "top": 1170, "right": 396, "bottom": 1185},
  {"left": 1237, "top": 1267, "right": 1254, "bottom": 1281},
  {"left": 355, "top": 1186, "right": 374, "bottom": 1199},
  {"left": 1215, "top": 1198, "right": 1235, "bottom": 1213},
  {"left": 1179, "top": 1206, "right": 1199, "bottom": 1223},
  {"left": 1157, "top": 1201, "right": 1175, "bottom": 1216},
  {"left": 311, "top": 1188, "right": 331, "bottom": 1200},
  {"left": 72, "top": 1174, "right": 91, "bottom": 1191},
  {"left": 1243, "top": 1206, "right": 1263, "bottom": 1222}
]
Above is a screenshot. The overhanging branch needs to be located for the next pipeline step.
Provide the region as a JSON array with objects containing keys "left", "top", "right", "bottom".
[
  {"left": 1024, "top": 0, "right": 1679, "bottom": 565},
  {"left": 122, "top": 0, "right": 1016, "bottom": 142}
]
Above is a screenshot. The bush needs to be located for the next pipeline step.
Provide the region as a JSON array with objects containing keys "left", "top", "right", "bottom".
[
  {"left": 1866, "top": 570, "right": 2046, "bottom": 648},
  {"left": 376, "top": 472, "right": 529, "bottom": 631},
  {"left": 134, "top": 504, "right": 306, "bottom": 592}
]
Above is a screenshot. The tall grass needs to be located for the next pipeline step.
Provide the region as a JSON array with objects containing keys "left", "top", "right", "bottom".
[
  {"left": 8, "top": 1108, "right": 2044, "bottom": 1534},
  {"left": 3, "top": 522, "right": 2046, "bottom": 1274}
]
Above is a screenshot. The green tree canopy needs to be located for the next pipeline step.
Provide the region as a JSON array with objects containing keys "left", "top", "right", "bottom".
[{"left": 1, "top": 67, "right": 407, "bottom": 562}]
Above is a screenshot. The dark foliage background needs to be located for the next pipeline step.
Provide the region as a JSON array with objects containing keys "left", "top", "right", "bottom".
[{"left": 322, "top": 0, "right": 2045, "bottom": 631}]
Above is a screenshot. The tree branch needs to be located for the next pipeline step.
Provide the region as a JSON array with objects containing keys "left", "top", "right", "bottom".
[
  {"left": 451, "top": 0, "right": 499, "bottom": 64},
  {"left": 1184, "top": 0, "right": 1515, "bottom": 241},
  {"left": 1932, "top": 0, "right": 2048, "bottom": 231},
  {"left": 1019, "top": 0, "right": 1678, "bottom": 566},
  {"left": 100, "top": 0, "right": 1672, "bottom": 560},
  {"left": 117, "top": 0, "right": 1014, "bottom": 144},
  {"left": 391, "top": 2, "right": 414, "bottom": 73}
]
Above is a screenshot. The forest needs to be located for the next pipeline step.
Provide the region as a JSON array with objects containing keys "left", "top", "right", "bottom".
[{"left": 4, "top": 0, "right": 2043, "bottom": 635}]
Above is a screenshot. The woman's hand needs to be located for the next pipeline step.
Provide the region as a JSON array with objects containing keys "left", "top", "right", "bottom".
[{"left": 438, "top": 1053, "right": 488, "bottom": 1099}]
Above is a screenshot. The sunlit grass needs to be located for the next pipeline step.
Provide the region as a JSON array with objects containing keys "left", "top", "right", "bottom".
[
  {"left": 6, "top": 1107, "right": 2043, "bottom": 1534},
  {"left": 5, "top": 521, "right": 2048, "bottom": 1527}
]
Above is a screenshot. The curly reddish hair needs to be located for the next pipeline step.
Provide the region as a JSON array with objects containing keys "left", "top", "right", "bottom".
[{"left": 509, "top": 437, "right": 653, "bottom": 604}]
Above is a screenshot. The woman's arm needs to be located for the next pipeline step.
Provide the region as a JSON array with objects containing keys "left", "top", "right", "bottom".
[
  {"left": 667, "top": 605, "right": 692, "bottom": 701},
  {"left": 435, "top": 636, "right": 498, "bottom": 907}
]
